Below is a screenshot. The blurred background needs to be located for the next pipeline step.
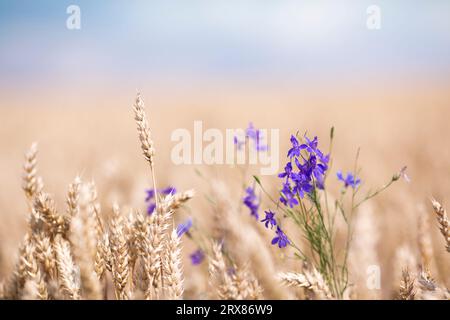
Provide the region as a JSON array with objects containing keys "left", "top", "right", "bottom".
[{"left": 0, "top": 1, "right": 449, "bottom": 295}]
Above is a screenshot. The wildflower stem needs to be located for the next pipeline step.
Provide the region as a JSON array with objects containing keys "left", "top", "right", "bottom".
[{"left": 353, "top": 177, "right": 396, "bottom": 210}]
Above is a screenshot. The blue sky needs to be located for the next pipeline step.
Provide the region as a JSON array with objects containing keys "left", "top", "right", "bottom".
[{"left": 0, "top": 1, "right": 449, "bottom": 86}]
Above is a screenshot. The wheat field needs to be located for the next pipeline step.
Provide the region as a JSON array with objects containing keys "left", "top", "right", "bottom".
[{"left": 0, "top": 82, "right": 449, "bottom": 300}]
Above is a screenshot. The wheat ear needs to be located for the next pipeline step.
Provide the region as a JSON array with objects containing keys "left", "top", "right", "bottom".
[
  {"left": 34, "top": 232, "right": 57, "bottom": 280},
  {"left": 209, "top": 242, "right": 238, "bottom": 299},
  {"left": 278, "top": 268, "right": 334, "bottom": 300},
  {"left": 133, "top": 92, "right": 158, "bottom": 208},
  {"left": 398, "top": 268, "right": 415, "bottom": 300},
  {"left": 232, "top": 264, "right": 263, "bottom": 300},
  {"left": 430, "top": 199, "right": 450, "bottom": 253},
  {"left": 144, "top": 196, "right": 174, "bottom": 299},
  {"left": 168, "top": 189, "right": 195, "bottom": 210},
  {"left": 34, "top": 192, "right": 70, "bottom": 238},
  {"left": 54, "top": 236, "right": 81, "bottom": 300},
  {"left": 164, "top": 229, "right": 184, "bottom": 299},
  {"left": 109, "top": 204, "right": 130, "bottom": 300},
  {"left": 22, "top": 142, "right": 41, "bottom": 201}
]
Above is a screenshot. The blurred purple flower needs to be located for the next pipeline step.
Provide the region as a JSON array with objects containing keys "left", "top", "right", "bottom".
[
  {"left": 190, "top": 249, "right": 205, "bottom": 265},
  {"left": 147, "top": 203, "right": 156, "bottom": 215},
  {"left": 243, "top": 186, "right": 259, "bottom": 219},
  {"left": 234, "top": 122, "right": 268, "bottom": 152},
  {"left": 176, "top": 218, "right": 193, "bottom": 237},
  {"left": 337, "top": 171, "right": 361, "bottom": 189}
]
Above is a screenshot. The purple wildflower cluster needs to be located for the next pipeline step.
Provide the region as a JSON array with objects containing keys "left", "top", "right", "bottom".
[
  {"left": 243, "top": 186, "right": 260, "bottom": 219},
  {"left": 145, "top": 186, "right": 176, "bottom": 215},
  {"left": 278, "top": 135, "right": 329, "bottom": 207},
  {"left": 234, "top": 122, "right": 268, "bottom": 152},
  {"left": 260, "top": 210, "right": 290, "bottom": 248},
  {"left": 337, "top": 171, "right": 361, "bottom": 189}
]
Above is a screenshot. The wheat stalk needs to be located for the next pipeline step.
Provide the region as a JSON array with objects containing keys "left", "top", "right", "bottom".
[
  {"left": 70, "top": 214, "right": 102, "bottom": 299},
  {"left": 22, "top": 142, "right": 41, "bottom": 201},
  {"left": 430, "top": 199, "right": 450, "bottom": 253},
  {"left": 168, "top": 189, "right": 195, "bottom": 210},
  {"left": 34, "top": 192, "right": 70, "bottom": 238},
  {"left": 398, "top": 268, "right": 415, "bottom": 300},
  {"left": 209, "top": 242, "right": 238, "bottom": 299},
  {"left": 417, "top": 211, "right": 434, "bottom": 273},
  {"left": 163, "top": 229, "right": 184, "bottom": 299},
  {"left": 34, "top": 232, "right": 57, "bottom": 280},
  {"left": 133, "top": 92, "right": 159, "bottom": 209},
  {"left": 278, "top": 267, "right": 334, "bottom": 300},
  {"left": 109, "top": 204, "right": 130, "bottom": 300},
  {"left": 143, "top": 195, "right": 175, "bottom": 299},
  {"left": 54, "top": 236, "right": 81, "bottom": 300},
  {"left": 232, "top": 264, "right": 263, "bottom": 300}
]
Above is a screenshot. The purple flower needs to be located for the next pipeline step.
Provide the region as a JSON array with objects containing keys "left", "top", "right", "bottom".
[
  {"left": 337, "top": 171, "right": 361, "bottom": 189},
  {"left": 279, "top": 134, "right": 329, "bottom": 206},
  {"left": 261, "top": 210, "right": 277, "bottom": 229},
  {"left": 243, "top": 186, "right": 260, "bottom": 219},
  {"left": 190, "top": 249, "right": 205, "bottom": 265},
  {"left": 176, "top": 218, "right": 193, "bottom": 237},
  {"left": 287, "top": 135, "right": 305, "bottom": 158},
  {"left": 280, "top": 182, "right": 299, "bottom": 208},
  {"left": 301, "top": 135, "right": 319, "bottom": 154},
  {"left": 278, "top": 162, "right": 293, "bottom": 181},
  {"left": 291, "top": 174, "right": 314, "bottom": 198},
  {"left": 271, "top": 226, "right": 290, "bottom": 248}
]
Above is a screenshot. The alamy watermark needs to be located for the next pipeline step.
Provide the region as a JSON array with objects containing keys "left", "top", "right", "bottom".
[
  {"left": 366, "top": 5, "right": 381, "bottom": 30},
  {"left": 66, "top": 5, "right": 81, "bottom": 30},
  {"left": 170, "top": 121, "right": 280, "bottom": 176}
]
